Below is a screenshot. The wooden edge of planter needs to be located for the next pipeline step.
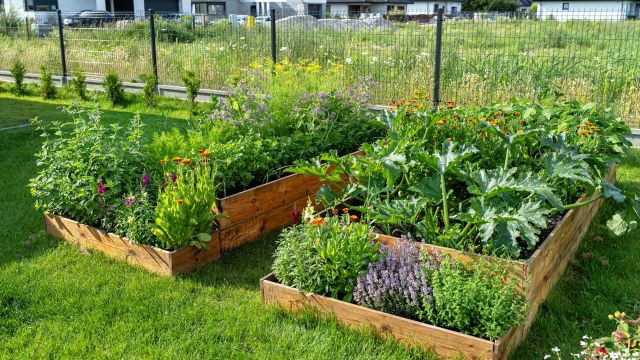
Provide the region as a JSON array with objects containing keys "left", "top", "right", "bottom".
[
  {"left": 44, "top": 213, "right": 221, "bottom": 276},
  {"left": 216, "top": 194, "right": 323, "bottom": 251},
  {"left": 260, "top": 272, "right": 501, "bottom": 359},
  {"left": 214, "top": 150, "right": 365, "bottom": 229}
]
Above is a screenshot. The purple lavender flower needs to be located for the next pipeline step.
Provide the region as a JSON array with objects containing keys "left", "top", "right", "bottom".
[
  {"left": 353, "top": 239, "right": 439, "bottom": 320},
  {"left": 142, "top": 174, "right": 150, "bottom": 188},
  {"left": 97, "top": 181, "right": 107, "bottom": 195},
  {"left": 124, "top": 197, "right": 135, "bottom": 207}
]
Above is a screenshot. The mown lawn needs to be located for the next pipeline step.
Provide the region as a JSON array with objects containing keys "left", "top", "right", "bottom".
[{"left": 0, "top": 97, "right": 638, "bottom": 359}]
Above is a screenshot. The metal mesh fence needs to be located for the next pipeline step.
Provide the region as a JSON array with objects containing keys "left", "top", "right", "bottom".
[{"left": 0, "top": 9, "right": 639, "bottom": 127}]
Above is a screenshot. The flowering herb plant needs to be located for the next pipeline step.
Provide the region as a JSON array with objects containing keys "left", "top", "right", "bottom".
[
  {"left": 272, "top": 203, "right": 381, "bottom": 302},
  {"left": 153, "top": 154, "right": 225, "bottom": 250},
  {"left": 290, "top": 97, "right": 639, "bottom": 258},
  {"left": 546, "top": 312, "right": 640, "bottom": 359}
]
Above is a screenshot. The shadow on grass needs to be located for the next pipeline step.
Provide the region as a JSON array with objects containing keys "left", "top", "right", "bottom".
[{"left": 179, "top": 231, "right": 280, "bottom": 290}]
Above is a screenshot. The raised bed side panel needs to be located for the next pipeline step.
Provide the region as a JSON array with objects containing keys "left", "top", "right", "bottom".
[
  {"left": 44, "top": 213, "right": 174, "bottom": 276},
  {"left": 44, "top": 213, "right": 221, "bottom": 276},
  {"left": 217, "top": 195, "right": 315, "bottom": 251},
  {"left": 215, "top": 173, "right": 322, "bottom": 229},
  {"left": 260, "top": 273, "right": 496, "bottom": 360},
  {"left": 523, "top": 164, "right": 617, "bottom": 331}
]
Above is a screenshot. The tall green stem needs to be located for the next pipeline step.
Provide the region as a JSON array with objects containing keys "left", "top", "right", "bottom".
[
  {"left": 563, "top": 194, "right": 602, "bottom": 210},
  {"left": 440, "top": 172, "right": 450, "bottom": 231},
  {"left": 504, "top": 146, "right": 511, "bottom": 170}
]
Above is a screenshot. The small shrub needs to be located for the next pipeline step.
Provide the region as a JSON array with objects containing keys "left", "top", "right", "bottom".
[
  {"left": 39, "top": 65, "right": 56, "bottom": 99},
  {"left": 140, "top": 73, "right": 156, "bottom": 107},
  {"left": 104, "top": 72, "right": 126, "bottom": 107},
  {"left": 114, "top": 183, "right": 155, "bottom": 245},
  {"left": 69, "top": 71, "right": 87, "bottom": 100},
  {"left": 29, "top": 107, "right": 147, "bottom": 229},
  {"left": 420, "top": 258, "right": 527, "bottom": 340},
  {"left": 153, "top": 157, "right": 223, "bottom": 250},
  {"left": 272, "top": 204, "right": 382, "bottom": 302},
  {"left": 182, "top": 70, "right": 200, "bottom": 112},
  {"left": 10, "top": 60, "right": 26, "bottom": 95},
  {"left": 354, "top": 239, "right": 439, "bottom": 320}
]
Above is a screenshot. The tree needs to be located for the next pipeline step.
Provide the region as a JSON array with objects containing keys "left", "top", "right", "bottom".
[{"left": 462, "top": 0, "right": 519, "bottom": 12}]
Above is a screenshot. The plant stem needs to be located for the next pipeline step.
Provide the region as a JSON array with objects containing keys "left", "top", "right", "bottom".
[
  {"left": 504, "top": 146, "right": 511, "bottom": 170},
  {"left": 440, "top": 172, "right": 450, "bottom": 231},
  {"left": 456, "top": 222, "right": 473, "bottom": 245},
  {"left": 563, "top": 194, "right": 602, "bottom": 210}
]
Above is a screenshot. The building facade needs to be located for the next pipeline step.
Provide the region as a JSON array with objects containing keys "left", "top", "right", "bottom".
[{"left": 534, "top": 0, "right": 640, "bottom": 19}]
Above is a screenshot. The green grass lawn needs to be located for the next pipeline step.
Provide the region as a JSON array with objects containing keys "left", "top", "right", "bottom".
[{"left": 1, "top": 97, "right": 638, "bottom": 359}]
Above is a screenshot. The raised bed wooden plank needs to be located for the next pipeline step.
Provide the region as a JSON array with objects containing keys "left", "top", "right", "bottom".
[
  {"left": 215, "top": 150, "right": 364, "bottom": 229},
  {"left": 44, "top": 213, "right": 220, "bottom": 276},
  {"left": 217, "top": 195, "right": 319, "bottom": 251},
  {"left": 261, "top": 273, "right": 498, "bottom": 359}
]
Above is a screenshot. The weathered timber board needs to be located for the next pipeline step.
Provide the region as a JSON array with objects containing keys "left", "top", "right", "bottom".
[
  {"left": 260, "top": 273, "right": 498, "bottom": 359},
  {"left": 215, "top": 150, "right": 364, "bottom": 229},
  {"left": 44, "top": 213, "right": 220, "bottom": 276}
]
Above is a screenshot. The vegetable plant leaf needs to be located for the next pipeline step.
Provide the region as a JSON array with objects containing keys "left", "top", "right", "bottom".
[{"left": 602, "top": 180, "right": 625, "bottom": 203}]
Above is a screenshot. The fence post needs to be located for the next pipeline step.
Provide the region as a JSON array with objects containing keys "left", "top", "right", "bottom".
[
  {"left": 270, "top": 9, "right": 277, "bottom": 69},
  {"left": 26, "top": 17, "right": 30, "bottom": 40},
  {"left": 148, "top": 9, "right": 159, "bottom": 91},
  {"left": 432, "top": 7, "right": 444, "bottom": 112},
  {"left": 56, "top": 10, "right": 68, "bottom": 84},
  {"left": 3, "top": 10, "right": 8, "bottom": 36}
]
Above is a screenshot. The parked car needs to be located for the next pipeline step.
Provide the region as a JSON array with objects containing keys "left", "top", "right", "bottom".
[
  {"left": 62, "top": 10, "right": 116, "bottom": 27},
  {"left": 160, "top": 14, "right": 185, "bottom": 23}
]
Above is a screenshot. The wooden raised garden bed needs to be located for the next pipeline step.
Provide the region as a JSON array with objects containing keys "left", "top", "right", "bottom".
[
  {"left": 260, "top": 164, "right": 617, "bottom": 359},
  {"left": 44, "top": 213, "right": 221, "bottom": 276},
  {"left": 212, "top": 150, "right": 363, "bottom": 252},
  {"left": 44, "top": 151, "right": 363, "bottom": 275}
]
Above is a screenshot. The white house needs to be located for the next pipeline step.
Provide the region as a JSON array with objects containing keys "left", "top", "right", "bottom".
[
  {"left": 533, "top": 0, "right": 640, "bottom": 19},
  {"left": 327, "top": 0, "right": 462, "bottom": 17},
  {"left": 3, "top": 0, "right": 192, "bottom": 16}
]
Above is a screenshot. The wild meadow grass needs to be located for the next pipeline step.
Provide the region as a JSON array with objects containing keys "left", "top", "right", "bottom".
[{"left": 1, "top": 17, "right": 639, "bottom": 126}]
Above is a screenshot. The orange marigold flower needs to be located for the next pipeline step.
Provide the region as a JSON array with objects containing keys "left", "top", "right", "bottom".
[
  {"left": 332, "top": 208, "right": 339, "bottom": 215},
  {"left": 452, "top": 124, "right": 459, "bottom": 129},
  {"left": 470, "top": 118, "right": 477, "bottom": 123},
  {"left": 312, "top": 217, "right": 326, "bottom": 226},
  {"left": 200, "top": 151, "right": 212, "bottom": 157},
  {"left": 436, "top": 120, "right": 445, "bottom": 126},
  {"left": 575, "top": 125, "right": 581, "bottom": 129},
  {"left": 453, "top": 114, "right": 459, "bottom": 120},
  {"left": 502, "top": 130, "right": 510, "bottom": 135},
  {"left": 342, "top": 208, "right": 349, "bottom": 214},
  {"left": 349, "top": 215, "right": 358, "bottom": 222},
  {"left": 578, "top": 129, "right": 590, "bottom": 136},
  {"left": 160, "top": 159, "right": 166, "bottom": 165},
  {"left": 404, "top": 101, "right": 411, "bottom": 106},
  {"left": 494, "top": 111, "right": 501, "bottom": 116},
  {"left": 446, "top": 137, "right": 452, "bottom": 142},
  {"left": 172, "top": 156, "right": 182, "bottom": 163},
  {"left": 181, "top": 158, "right": 192, "bottom": 165},
  {"left": 176, "top": 199, "right": 185, "bottom": 205},
  {"left": 197, "top": 148, "right": 206, "bottom": 154},
  {"left": 514, "top": 111, "right": 521, "bottom": 117}
]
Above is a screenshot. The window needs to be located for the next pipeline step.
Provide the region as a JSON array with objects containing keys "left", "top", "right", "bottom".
[
  {"left": 24, "top": 0, "right": 57, "bottom": 11},
  {"left": 451, "top": 6, "right": 457, "bottom": 14},
  {"left": 192, "top": 2, "right": 225, "bottom": 15},
  {"left": 308, "top": 4, "right": 322, "bottom": 18},
  {"left": 433, "top": 3, "right": 439, "bottom": 13},
  {"left": 562, "top": 2, "right": 569, "bottom": 10}
]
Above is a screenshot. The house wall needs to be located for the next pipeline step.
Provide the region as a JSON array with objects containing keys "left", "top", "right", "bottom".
[
  {"left": 4, "top": 0, "right": 98, "bottom": 16},
  {"left": 535, "top": 1, "right": 634, "bottom": 20},
  {"left": 327, "top": 3, "right": 347, "bottom": 16},
  {"left": 407, "top": 1, "right": 463, "bottom": 14}
]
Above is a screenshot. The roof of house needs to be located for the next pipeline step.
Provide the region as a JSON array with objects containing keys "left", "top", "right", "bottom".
[{"left": 520, "top": 0, "right": 533, "bottom": 6}]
